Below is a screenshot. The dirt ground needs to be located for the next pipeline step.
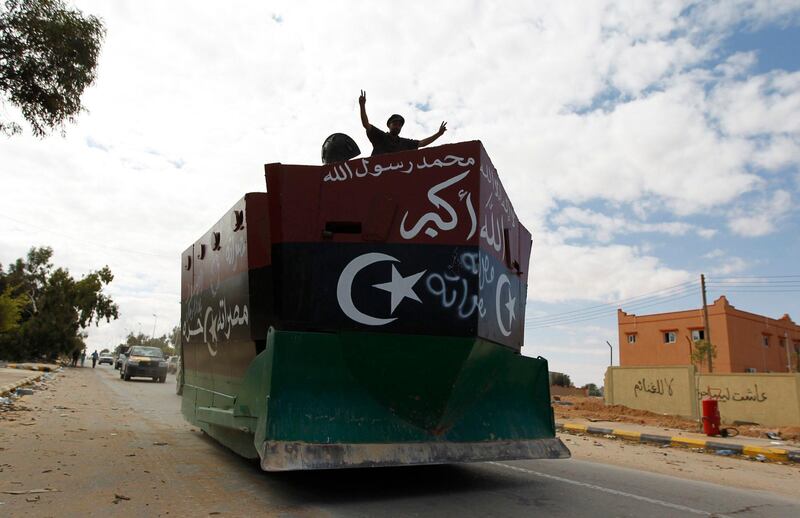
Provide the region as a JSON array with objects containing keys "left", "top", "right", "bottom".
[{"left": 553, "top": 396, "right": 800, "bottom": 443}]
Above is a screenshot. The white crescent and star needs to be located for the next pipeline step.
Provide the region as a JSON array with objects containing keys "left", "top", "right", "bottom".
[
  {"left": 495, "top": 273, "right": 516, "bottom": 337},
  {"left": 336, "top": 253, "right": 426, "bottom": 326}
]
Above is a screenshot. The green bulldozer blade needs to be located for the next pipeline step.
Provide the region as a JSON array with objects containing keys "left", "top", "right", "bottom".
[{"left": 182, "top": 328, "right": 569, "bottom": 470}]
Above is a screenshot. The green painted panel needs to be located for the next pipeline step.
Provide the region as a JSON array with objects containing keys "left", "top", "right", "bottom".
[
  {"left": 182, "top": 328, "right": 555, "bottom": 454},
  {"left": 264, "top": 329, "right": 554, "bottom": 443}
]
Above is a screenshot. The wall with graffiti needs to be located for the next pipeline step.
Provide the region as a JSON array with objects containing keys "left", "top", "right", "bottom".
[
  {"left": 604, "top": 366, "right": 698, "bottom": 419},
  {"left": 696, "top": 372, "right": 800, "bottom": 427},
  {"left": 605, "top": 366, "right": 800, "bottom": 426}
]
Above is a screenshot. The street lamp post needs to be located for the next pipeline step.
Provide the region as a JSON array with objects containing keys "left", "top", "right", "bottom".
[
  {"left": 606, "top": 341, "right": 613, "bottom": 366},
  {"left": 152, "top": 314, "right": 158, "bottom": 339}
]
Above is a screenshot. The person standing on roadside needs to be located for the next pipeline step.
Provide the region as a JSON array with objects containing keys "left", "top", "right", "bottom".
[
  {"left": 91, "top": 350, "right": 99, "bottom": 368},
  {"left": 71, "top": 349, "right": 79, "bottom": 367},
  {"left": 358, "top": 90, "right": 447, "bottom": 156},
  {"left": 80, "top": 349, "right": 86, "bottom": 367}
]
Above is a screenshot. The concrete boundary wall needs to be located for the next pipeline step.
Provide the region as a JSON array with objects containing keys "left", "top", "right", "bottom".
[
  {"left": 696, "top": 372, "right": 800, "bottom": 427},
  {"left": 604, "top": 366, "right": 698, "bottom": 419},
  {"left": 605, "top": 366, "right": 800, "bottom": 427}
]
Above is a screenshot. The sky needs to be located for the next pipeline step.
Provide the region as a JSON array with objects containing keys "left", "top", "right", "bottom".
[{"left": 1, "top": 0, "right": 799, "bottom": 386}]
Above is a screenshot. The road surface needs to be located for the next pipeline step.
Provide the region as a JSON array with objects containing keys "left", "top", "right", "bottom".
[{"left": 1, "top": 366, "right": 799, "bottom": 517}]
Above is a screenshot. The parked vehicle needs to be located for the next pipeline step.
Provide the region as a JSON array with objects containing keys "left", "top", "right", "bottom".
[
  {"left": 114, "top": 346, "right": 130, "bottom": 370},
  {"left": 98, "top": 354, "right": 114, "bottom": 365},
  {"left": 167, "top": 355, "right": 179, "bottom": 374},
  {"left": 120, "top": 346, "right": 168, "bottom": 382}
]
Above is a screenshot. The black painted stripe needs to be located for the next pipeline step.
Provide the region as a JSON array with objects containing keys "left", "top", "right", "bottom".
[
  {"left": 640, "top": 433, "right": 672, "bottom": 445},
  {"left": 705, "top": 441, "right": 743, "bottom": 453},
  {"left": 586, "top": 426, "right": 614, "bottom": 435}
]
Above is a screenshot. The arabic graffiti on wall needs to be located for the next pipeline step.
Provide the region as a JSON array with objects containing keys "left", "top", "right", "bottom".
[
  {"left": 422, "top": 250, "right": 517, "bottom": 338},
  {"left": 322, "top": 154, "right": 476, "bottom": 183},
  {"left": 697, "top": 384, "right": 768, "bottom": 403},
  {"left": 425, "top": 251, "right": 486, "bottom": 320},
  {"left": 400, "top": 169, "right": 477, "bottom": 240},
  {"left": 182, "top": 225, "right": 250, "bottom": 357},
  {"left": 633, "top": 377, "right": 674, "bottom": 398},
  {"left": 182, "top": 286, "right": 250, "bottom": 357}
]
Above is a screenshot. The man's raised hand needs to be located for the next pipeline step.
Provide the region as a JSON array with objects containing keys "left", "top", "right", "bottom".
[
  {"left": 359, "top": 90, "right": 366, "bottom": 106},
  {"left": 439, "top": 121, "right": 447, "bottom": 135}
]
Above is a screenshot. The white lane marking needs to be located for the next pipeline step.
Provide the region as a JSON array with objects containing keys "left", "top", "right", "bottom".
[{"left": 489, "top": 462, "right": 732, "bottom": 518}]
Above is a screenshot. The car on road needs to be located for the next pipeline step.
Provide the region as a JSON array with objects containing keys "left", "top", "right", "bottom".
[
  {"left": 98, "top": 354, "right": 114, "bottom": 365},
  {"left": 120, "top": 346, "right": 168, "bottom": 383},
  {"left": 167, "top": 355, "right": 179, "bottom": 374},
  {"left": 114, "top": 346, "right": 130, "bottom": 370}
]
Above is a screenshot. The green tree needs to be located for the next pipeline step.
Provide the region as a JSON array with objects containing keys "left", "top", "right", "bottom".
[
  {"left": 0, "top": 246, "right": 118, "bottom": 360},
  {"left": 550, "top": 372, "right": 572, "bottom": 388},
  {"left": 0, "top": 0, "right": 105, "bottom": 136},
  {"left": 690, "top": 339, "right": 717, "bottom": 370},
  {"left": 581, "top": 383, "right": 603, "bottom": 397},
  {"left": 117, "top": 330, "right": 176, "bottom": 357},
  {"left": 0, "top": 285, "right": 24, "bottom": 332}
]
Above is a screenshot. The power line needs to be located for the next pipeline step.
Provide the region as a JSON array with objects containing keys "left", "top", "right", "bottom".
[
  {"left": 526, "top": 291, "right": 700, "bottom": 330},
  {"left": 526, "top": 289, "right": 699, "bottom": 328},
  {"left": 525, "top": 286, "right": 698, "bottom": 326},
  {"left": 709, "top": 275, "right": 800, "bottom": 279},
  {"left": 707, "top": 288, "right": 800, "bottom": 293},
  {"left": 525, "top": 280, "right": 696, "bottom": 323}
]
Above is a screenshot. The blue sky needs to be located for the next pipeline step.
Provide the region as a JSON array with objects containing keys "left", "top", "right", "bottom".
[{"left": 0, "top": 1, "right": 798, "bottom": 386}]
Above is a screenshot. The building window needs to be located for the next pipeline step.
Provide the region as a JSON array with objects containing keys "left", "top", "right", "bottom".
[
  {"left": 745, "top": 367, "right": 757, "bottom": 373},
  {"left": 691, "top": 329, "right": 705, "bottom": 341},
  {"left": 627, "top": 334, "right": 637, "bottom": 344},
  {"left": 762, "top": 335, "right": 770, "bottom": 347},
  {"left": 663, "top": 331, "right": 677, "bottom": 344},
  {"left": 779, "top": 337, "right": 786, "bottom": 348}
]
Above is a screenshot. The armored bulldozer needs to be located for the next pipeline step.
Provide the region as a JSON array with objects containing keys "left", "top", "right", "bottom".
[{"left": 179, "top": 140, "right": 569, "bottom": 470}]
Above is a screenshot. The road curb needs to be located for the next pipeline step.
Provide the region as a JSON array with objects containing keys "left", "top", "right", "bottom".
[
  {"left": 5, "top": 363, "right": 58, "bottom": 372},
  {"left": 0, "top": 371, "right": 46, "bottom": 396},
  {"left": 557, "top": 422, "right": 800, "bottom": 464}
]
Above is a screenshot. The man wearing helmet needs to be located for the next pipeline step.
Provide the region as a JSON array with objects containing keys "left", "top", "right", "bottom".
[{"left": 359, "top": 90, "right": 447, "bottom": 156}]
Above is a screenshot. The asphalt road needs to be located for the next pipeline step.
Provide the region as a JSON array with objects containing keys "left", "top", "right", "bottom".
[{"left": 89, "top": 365, "right": 800, "bottom": 517}]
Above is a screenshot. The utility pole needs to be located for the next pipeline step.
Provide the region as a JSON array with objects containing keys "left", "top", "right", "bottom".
[
  {"left": 605, "top": 341, "right": 613, "bottom": 366},
  {"left": 152, "top": 313, "right": 158, "bottom": 339},
  {"left": 786, "top": 330, "right": 792, "bottom": 373},
  {"left": 701, "top": 274, "right": 712, "bottom": 373}
]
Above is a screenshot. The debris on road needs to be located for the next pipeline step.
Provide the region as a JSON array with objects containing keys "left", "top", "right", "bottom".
[
  {"left": 113, "top": 493, "right": 131, "bottom": 504},
  {"left": 1, "top": 488, "right": 61, "bottom": 495},
  {"left": 15, "top": 388, "right": 34, "bottom": 396},
  {"left": 714, "top": 449, "right": 736, "bottom": 456},
  {"left": 152, "top": 441, "right": 168, "bottom": 446}
]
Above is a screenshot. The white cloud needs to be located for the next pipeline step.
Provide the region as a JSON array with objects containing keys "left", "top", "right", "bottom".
[
  {"left": 1, "top": 0, "right": 798, "bottom": 356},
  {"left": 530, "top": 232, "right": 693, "bottom": 303},
  {"left": 711, "top": 70, "right": 800, "bottom": 138},
  {"left": 710, "top": 256, "right": 751, "bottom": 275},
  {"left": 550, "top": 206, "right": 715, "bottom": 242},
  {"left": 728, "top": 189, "right": 793, "bottom": 236}
]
